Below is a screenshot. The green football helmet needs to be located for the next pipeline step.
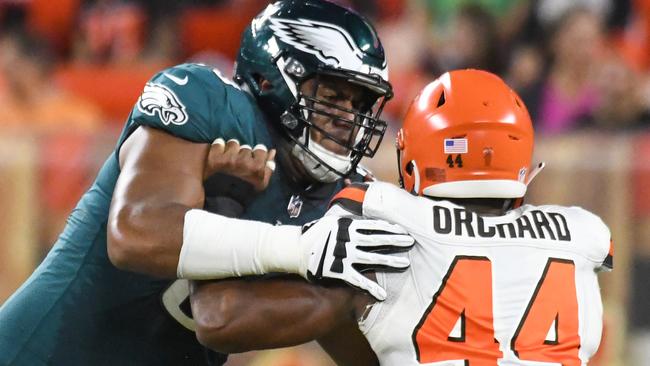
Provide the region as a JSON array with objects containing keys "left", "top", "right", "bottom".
[{"left": 235, "top": 0, "right": 393, "bottom": 182}]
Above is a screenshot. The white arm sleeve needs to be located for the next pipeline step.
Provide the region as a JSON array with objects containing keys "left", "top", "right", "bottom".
[{"left": 177, "top": 209, "right": 305, "bottom": 279}]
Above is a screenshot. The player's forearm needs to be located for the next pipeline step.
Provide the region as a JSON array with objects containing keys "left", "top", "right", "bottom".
[
  {"left": 107, "top": 201, "right": 191, "bottom": 278},
  {"left": 318, "top": 319, "right": 379, "bottom": 366},
  {"left": 190, "top": 276, "right": 359, "bottom": 353}
]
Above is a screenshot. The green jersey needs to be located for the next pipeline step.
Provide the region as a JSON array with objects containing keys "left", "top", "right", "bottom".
[{"left": 0, "top": 64, "right": 357, "bottom": 366}]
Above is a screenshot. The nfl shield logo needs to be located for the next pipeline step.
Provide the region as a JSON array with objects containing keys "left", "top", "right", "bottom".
[{"left": 287, "top": 195, "right": 303, "bottom": 218}]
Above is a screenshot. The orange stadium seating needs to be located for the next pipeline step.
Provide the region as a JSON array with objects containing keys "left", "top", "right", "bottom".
[
  {"left": 179, "top": 3, "right": 262, "bottom": 60},
  {"left": 54, "top": 63, "right": 170, "bottom": 123},
  {"left": 27, "top": 0, "right": 80, "bottom": 54}
]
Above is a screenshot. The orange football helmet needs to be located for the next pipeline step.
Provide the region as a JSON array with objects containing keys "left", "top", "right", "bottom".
[{"left": 397, "top": 69, "right": 538, "bottom": 198}]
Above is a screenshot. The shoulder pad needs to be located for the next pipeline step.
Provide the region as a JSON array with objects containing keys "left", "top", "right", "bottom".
[
  {"left": 533, "top": 205, "right": 612, "bottom": 269},
  {"left": 360, "top": 181, "right": 443, "bottom": 238},
  {"left": 328, "top": 183, "right": 369, "bottom": 216},
  {"left": 131, "top": 63, "right": 262, "bottom": 145}
]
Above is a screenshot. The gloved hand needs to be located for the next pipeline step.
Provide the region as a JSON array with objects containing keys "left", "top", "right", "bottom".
[
  {"left": 298, "top": 215, "right": 414, "bottom": 301},
  {"left": 180, "top": 210, "right": 413, "bottom": 302}
]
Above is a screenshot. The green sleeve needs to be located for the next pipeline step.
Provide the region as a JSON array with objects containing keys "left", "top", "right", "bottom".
[{"left": 130, "top": 63, "right": 262, "bottom": 145}]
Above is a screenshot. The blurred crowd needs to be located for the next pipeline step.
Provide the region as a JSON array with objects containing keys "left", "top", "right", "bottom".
[
  {"left": 1, "top": 0, "right": 650, "bottom": 365},
  {"left": 1, "top": 0, "right": 650, "bottom": 132},
  {"left": 381, "top": 0, "right": 650, "bottom": 134}
]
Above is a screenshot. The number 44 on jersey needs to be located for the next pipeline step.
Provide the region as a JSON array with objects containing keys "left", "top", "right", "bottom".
[{"left": 413, "top": 256, "right": 581, "bottom": 365}]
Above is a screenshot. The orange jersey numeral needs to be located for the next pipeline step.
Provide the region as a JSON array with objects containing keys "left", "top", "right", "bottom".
[
  {"left": 511, "top": 259, "right": 580, "bottom": 365},
  {"left": 413, "top": 256, "right": 502, "bottom": 365},
  {"left": 413, "top": 256, "right": 580, "bottom": 364}
]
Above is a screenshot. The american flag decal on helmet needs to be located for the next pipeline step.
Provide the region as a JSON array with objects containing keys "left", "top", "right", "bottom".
[{"left": 444, "top": 138, "right": 468, "bottom": 154}]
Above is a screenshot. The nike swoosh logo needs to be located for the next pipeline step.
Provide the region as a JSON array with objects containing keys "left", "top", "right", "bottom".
[
  {"left": 314, "top": 232, "right": 331, "bottom": 279},
  {"left": 163, "top": 73, "right": 188, "bottom": 86}
]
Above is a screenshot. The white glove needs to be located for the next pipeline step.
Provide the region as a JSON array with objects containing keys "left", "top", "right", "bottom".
[
  {"left": 180, "top": 210, "right": 413, "bottom": 301},
  {"left": 298, "top": 215, "right": 414, "bottom": 301}
]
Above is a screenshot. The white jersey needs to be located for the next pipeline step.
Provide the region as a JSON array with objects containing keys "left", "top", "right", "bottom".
[{"left": 330, "top": 182, "right": 612, "bottom": 366}]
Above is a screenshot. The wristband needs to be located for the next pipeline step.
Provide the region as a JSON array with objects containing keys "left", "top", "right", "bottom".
[{"left": 177, "top": 209, "right": 305, "bottom": 279}]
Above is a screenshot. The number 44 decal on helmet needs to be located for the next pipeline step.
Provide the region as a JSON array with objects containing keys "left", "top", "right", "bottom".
[{"left": 446, "top": 154, "right": 463, "bottom": 168}]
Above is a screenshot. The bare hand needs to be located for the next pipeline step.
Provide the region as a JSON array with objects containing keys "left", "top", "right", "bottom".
[{"left": 204, "top": 138, "right": 276, "bottom": 191}]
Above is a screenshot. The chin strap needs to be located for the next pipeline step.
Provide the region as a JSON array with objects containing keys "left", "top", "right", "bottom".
[
  {"left": 291, "top": 135, "right": 352, "bottom": 183},
  {"left": 513, "top": 162, "right": 546, "bottom": 209},
  {"left": 526, "top": 162, "right": 546, "bottom": 186}
]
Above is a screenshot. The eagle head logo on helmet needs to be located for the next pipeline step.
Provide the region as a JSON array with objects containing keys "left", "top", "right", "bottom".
[{"left": 234, "top": 0, "right": 392, "bottom": 183}]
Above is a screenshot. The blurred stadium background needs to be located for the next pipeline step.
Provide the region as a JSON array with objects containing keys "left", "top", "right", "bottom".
[{"left": 0, "top": 0, "right": 649, "bottom": 365}]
